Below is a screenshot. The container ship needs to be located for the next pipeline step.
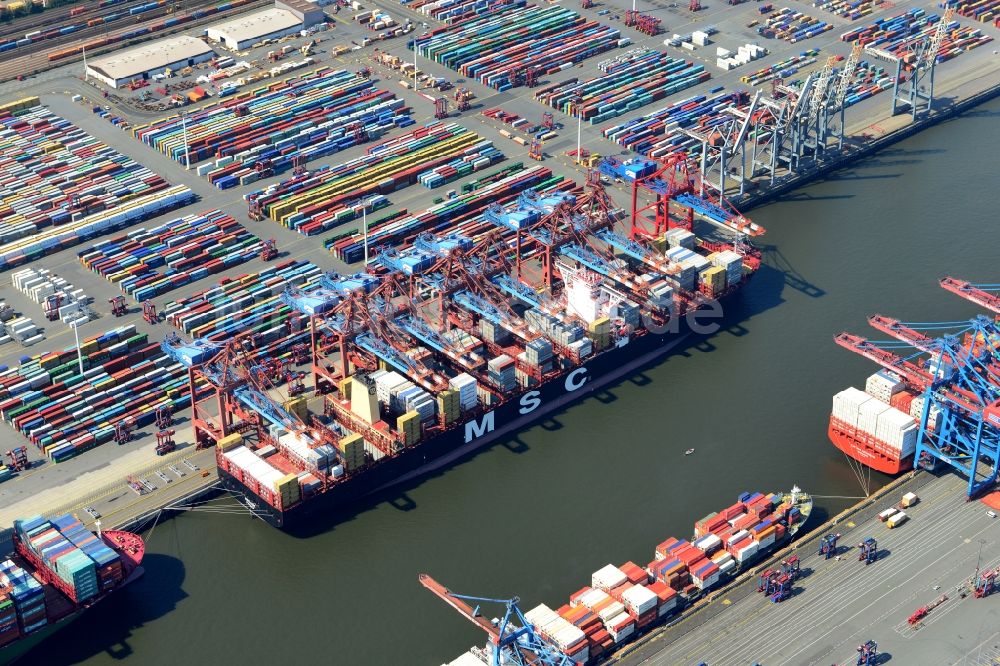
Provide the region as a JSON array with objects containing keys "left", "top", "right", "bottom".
[
  {"left": 161, "top": 169, "right": 764, "bottom": 531},
  {"left": 0, "top": 514, "right": 145, "bottom": 663},
  {"left": 432, "top": 487, "right": 812, "bottom": 665},
  {"left": 829, "top": 369, "right": 928, "bottom": 474}
]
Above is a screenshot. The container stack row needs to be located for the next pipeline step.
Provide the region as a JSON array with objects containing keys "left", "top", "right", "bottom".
[
  {"left": 760, "top": 7, "right": 833, "bottom": 42},
  {"left": 14, "top": 515, "right": 123, "bottom": 604},
  {"left": 12, "top": 268, "right": 90, "bottom": 324},
  {"left": 133, "top": 68, "right": 413, "bottom": 188},
  {"left": 78, "top": 210, "right": 263, "bottom": 302},
  {"left": 813, "top": 0, "right": 884, "bottom": 21},
  {"left": 411, "top": 5, "right": 624, "bottom": 90},
  {"left": 839, "top": 8, "right": 993, "bottom": 61},
  {"left": 46, "top": 0, "right": 260, "bottom": 62},
  {"left": 603, "top": 90, "right": 747, "bottom": 158},
  {"left": 416, "top": 144, "right": 504, "bottom": 188},
  {"left": 161, "top": 260, "right": 320, "bottom": 370},
  {"left": 0, "top": 325, "right": 192, "bottom": 461},
  {"left": 947, "top": 0, "right": 1000, "bottom": 24},
  {"left": 326, "top": 164, "right": 566, "bottom": 263},
  {"left": 0, "top": 105, "right": 171, "bottom": 244},
  {"left": 738, "top": 49, "right": 820, "bottom": 86},
  {"left": 533, "top": 50, "right": 709, "bottom": 123},
  {"left": 403, "top": 0, "right": 524, "bottom": 23},
  {"left": 244, "top": 122, "right": 503, "bottom": 235}
]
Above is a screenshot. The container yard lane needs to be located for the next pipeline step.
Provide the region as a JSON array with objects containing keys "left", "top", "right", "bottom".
[{"left": 619, "top": 472, "right": 1000, "bottom": 666}]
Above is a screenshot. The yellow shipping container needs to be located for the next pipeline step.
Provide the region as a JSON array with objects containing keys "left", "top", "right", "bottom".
[
  {"left": 283, "top": 396, "right": 307, "bottom": 420},
  {"left": 338, "top": 375, "right": 353, "bottom": 400},
  {"left": 217, "top": 433, "right": 243, "bottom": 452}
]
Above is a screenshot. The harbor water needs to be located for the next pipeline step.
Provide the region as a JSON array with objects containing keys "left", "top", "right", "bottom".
[{"left": 22, "top": 97, "right": 1000, "bottom": 665}]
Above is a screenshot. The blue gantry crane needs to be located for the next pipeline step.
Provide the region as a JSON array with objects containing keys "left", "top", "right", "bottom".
[
  {"left": 419, "top": 574, "right": 573, "bottom": 666},
  {"left": 856, "top": 639, "right": 877, "bottom": 665},
  {"left": 858, "top": 537, "right": 878, "bottom": 565},
  {"left": 819, "top": 533, "right": 841, "bottom": 559},
  {"left": 836, "top": 277, "right": 1000, "bottom": 498}
]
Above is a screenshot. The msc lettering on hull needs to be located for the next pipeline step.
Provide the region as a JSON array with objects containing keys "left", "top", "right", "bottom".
[{"left": 463, "top": 368, "right": 590, "bottom": 443}]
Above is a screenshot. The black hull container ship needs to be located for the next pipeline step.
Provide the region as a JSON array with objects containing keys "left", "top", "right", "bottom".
[{"left": 162, "top": 166, "right": 764, "bottom": 532}]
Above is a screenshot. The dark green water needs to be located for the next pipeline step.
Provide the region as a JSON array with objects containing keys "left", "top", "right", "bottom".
[{"left": 26, "top": 99, "right": 1000, "bottom": 666}]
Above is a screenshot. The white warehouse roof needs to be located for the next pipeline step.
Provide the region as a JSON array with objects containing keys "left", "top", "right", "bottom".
[
  {"left": 207, "top": 8, "right": 302, "bottom": 45},
  {"left": 86, "top": 35, "right": 214, "bottom": 82}
]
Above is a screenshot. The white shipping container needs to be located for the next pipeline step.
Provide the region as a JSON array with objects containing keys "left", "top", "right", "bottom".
[
  {"left": 605, "top": 612, "right": 635, "bottom": 642},
  {"left": 579, "top": 588, "right": 610, "bottom": 610},
  {"left": 857, "top": 398, "right": 890, "bottom": 436},
  {"left": 592, "top": 564, "right": 628, "bottom": 591},
  {"left": 736, "top": 541, "right": 759, "bottom": 563},
  {"left": 597, "top": 600, "right": 626, "bottom": 623},
  {"left": 866, "top": 370, "right": 904, "bottom": 402},
  {"left": 621, "top": 585, "right": 658, "bottom": 615},
  {"left": 694, "top": 533, "right": 722, "bottom": 553}
]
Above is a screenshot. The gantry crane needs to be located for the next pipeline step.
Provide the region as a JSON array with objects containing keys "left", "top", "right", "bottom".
[
  {"left": 162, "top": 330, "right": 345, "bottom": 475},
  {"left": 856, "top": 640, "right": 878, "bottom": 665},
  {"left": 835, "top": 285, "right": 1000, "bottom": 497},
  {"left": 858, "top": 537, "right": 878, "bottom": 564},
  {"left": 973, "top": 567, "right": 1000, "bottom": 598},
  {"left": 884, "top": 6, "right": 954, "bottom": 119},
  {"left": 418, "top": 574, "right": 573, "bottom": 666},
  {"left": 818, "top": 533, "right": 841, "bottom": 559}
]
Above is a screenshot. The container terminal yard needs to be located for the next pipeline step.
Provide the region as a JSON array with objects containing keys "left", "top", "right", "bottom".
[{"left": 0, "top": 0, "right": 994, "bottom": 660}]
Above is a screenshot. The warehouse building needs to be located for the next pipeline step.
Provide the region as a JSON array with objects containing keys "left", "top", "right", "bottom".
[
  {"left": 275, "top": 0, "right": 326, "bottom": 27},
  {"left": 85, "top": 36, "right": 216, "bottom": 89},
  {"left": 205, "top": 8, "right": 304, "bottom": 51}
]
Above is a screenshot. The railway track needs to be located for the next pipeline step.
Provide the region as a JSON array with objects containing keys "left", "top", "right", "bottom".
[
  {"left": 0, "top": 0, "right": 270, "bottom": 84},
  {"left": 0, "top": 0, "right": 145, "bottom": 42}
]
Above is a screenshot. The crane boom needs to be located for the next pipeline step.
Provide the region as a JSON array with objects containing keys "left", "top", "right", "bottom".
[
  {"left": 809, "top": 57, "right": 837, "bottom": 124},
  {"left": 922, "top": 6, "right": 954, "bottom": 70},
  {"left": 834, "top": 43, "right": 863, "bottom": 110},
  {"left": 941, "top": 277, "right": 1000, "bottom": 314},
  {"left": 867, "top": 315, "right": 938, "bottom": 353}
]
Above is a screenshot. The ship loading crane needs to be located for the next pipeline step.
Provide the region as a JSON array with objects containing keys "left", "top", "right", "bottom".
[
  {"left": 418, "top": 574, "right": 574, "bottom": 666},
  {"left": 161, "top": 331, "right": 345, "bottom": 488},
  {"left": 835, "top": 278, "right": 1000, "bottom": 497}
]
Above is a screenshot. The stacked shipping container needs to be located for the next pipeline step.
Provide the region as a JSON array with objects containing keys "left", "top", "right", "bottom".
[
  {"left": 78, "top": 210, "right": 263, "bottom": 301},
  {"left": 521, "top": 492, "right": 805, "bottom": 663},
  {"left": 0, "top": 325, "right": 193, "bottom": 461},
  {"left": 533, "top": 49, "right": 709, "bottom": 123},
  {"left": 0, "top": 105, "right": 171, "bottom": 244},
  {"left": 840, "top": 8, "right": 993, "bottom": 62},
  {"left": 14, "top": 515, "right": 123, "bottom": 604},
  {"left": 411, "top": 5, "right": 624, "bottom": 90},
  {"left": 243, "top": 122, "right": 504, "bottom": 235},
  {"left": 133, "top": 68, "right": 413, "bottom": 188}
]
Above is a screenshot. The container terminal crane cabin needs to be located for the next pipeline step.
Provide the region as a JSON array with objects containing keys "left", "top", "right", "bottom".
[
  {"left": 164, "top": 163, "right": 765, "bottom": 530},
  {"left": 830, "top": 277, "right": 1000, "bottom": 497}
]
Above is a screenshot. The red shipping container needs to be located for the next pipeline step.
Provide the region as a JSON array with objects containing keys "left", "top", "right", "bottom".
[
  {"left": 891, "top": 390, "right": 916, "bottom": 413},
  {"left": 722, "top": 502, "right": 746, "bottom": 520},
  {"left": 655, "top": 537, "right": 680, "bottom": 558},
  {"left": 619, "top": 561, "right": 648, "bottom": 585},
  {"left": 609, "top": 582, "right": 633, "bottom": 602}
]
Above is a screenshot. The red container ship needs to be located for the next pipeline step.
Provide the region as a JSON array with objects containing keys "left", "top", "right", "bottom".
[
  {"left": 1, "top": 515, "right": 145, "bottom": 663},
  {"left": 829, "top": 370, "right": 931, "bottom": 475}
]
